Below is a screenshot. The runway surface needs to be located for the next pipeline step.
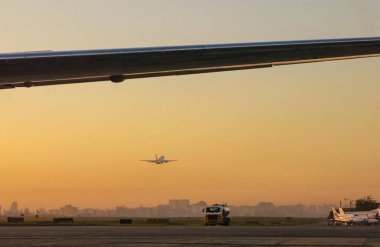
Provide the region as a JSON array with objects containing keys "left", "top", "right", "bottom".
[{"left": 0, "top": 225, "right": 380, "bottom": 246}]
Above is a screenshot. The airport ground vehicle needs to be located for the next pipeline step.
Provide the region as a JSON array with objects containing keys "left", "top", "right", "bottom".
[{"left": 203, "top": 204, "right": 231, "bottom": 226}]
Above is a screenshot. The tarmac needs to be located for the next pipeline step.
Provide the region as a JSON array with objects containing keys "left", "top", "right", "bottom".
[{"left": 0, "top": 225, "right": 380, "bottom": 246}]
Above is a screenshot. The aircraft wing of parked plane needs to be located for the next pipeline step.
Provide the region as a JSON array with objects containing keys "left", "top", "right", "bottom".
[
  {"left": 1, "top": 37, "right": 380, "bottom": 90},
  {"left": 339, "top": 208, "right": 380, "bottom": 224}
]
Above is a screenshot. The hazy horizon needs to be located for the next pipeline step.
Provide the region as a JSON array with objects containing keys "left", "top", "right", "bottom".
[
  {"left": 2, "top": 198, "right": 342, "bottom": 212},
  {"left": 1, "top": 0, "right": 380, "bottom": 209}
]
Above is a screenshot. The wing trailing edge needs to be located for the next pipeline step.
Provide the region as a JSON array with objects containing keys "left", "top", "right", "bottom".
[{"left": 1, "top": 37, "right": 380, "bottom": 90}]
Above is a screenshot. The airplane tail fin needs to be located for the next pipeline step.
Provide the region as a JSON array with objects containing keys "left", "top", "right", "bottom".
[
  {"left": 155, "top": 154, "right": 158, "bottom": 160},
  {"left": 339, "top": 208, "right": 346, "bottom": 216},
  {"left": 332, "top": 207, "right": 339, "bottom": 219}
]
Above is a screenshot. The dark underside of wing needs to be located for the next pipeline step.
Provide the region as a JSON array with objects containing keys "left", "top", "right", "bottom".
[{"left": 1, "top": 37, "right": 380, "bottom": 90}]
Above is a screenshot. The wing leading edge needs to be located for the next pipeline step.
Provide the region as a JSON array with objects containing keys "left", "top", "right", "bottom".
[{"left": 1, "top": 37, "right": 380, "bottom": 90}]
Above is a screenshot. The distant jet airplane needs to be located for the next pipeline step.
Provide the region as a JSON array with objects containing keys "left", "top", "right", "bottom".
[
  {"left": 140, "top": 155, "right": 177, "bottom": 165},
  {"left": 1, "top": 37, "right": 380, "bottom": 90}
]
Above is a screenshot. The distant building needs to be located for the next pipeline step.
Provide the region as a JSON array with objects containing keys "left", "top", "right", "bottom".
[
  {"left": 191, "top": 201, "right": 207, "bottom": 216},
  {"left": 169, "top": 199, "right": 190, "bottom": 216},
  {"left": 169, "top": 199, "right": 190, "bottom": 209},
  {"left": 23, "top": 208, "right": 32, "bottom": 216},
  {"left": 60, "top": 205, "right": 79, "bottom": 216},
  {"left": 115, "top": 206, "right": 128, "bottom": 216},
  {"left": 230, "top": 205, "right": 255, "bottom": 216},
  {"left": 9, "top": 201, "right": 18, "bottom": 213},
  {"left": 156, "top": 204, "right": 170, "bottom": 216},
  {"left": 255, "top": 202, "right": 277, "bottom": 216},
  {"left": 0, "top": 199, "right": 341, "bottom": 218},
  {"left": 36, "top": 208, "right": 47, "bottom": 216},
  {"left": 7, "top": 201, "right": 21, "bottom": 216},
  {"left": 48, "top": 209, "right": 60, "bottom": 216}
]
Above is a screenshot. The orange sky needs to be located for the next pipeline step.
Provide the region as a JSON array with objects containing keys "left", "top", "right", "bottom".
[{"left": 0, "top": 0, "right": 380, "bottom": 210}]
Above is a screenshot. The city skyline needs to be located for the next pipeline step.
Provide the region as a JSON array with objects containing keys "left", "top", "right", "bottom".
[
  {"left": 0, "top": 197, "right": 371, "bottom": 214},
  {"left": 0, "top": 199, "right": 339, "bottom": 218}
]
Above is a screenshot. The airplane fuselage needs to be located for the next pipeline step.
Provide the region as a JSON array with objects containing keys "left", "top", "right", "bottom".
[
  {"left": 140, "top": 155, "right": 176, "bottom": 165},
  {"left": 155, "top": 156, "right": 168, "bottom": 164}
]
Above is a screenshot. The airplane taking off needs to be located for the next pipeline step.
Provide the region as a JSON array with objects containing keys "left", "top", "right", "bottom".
[
  {"left": 1, "top": 37, "right": 380, "bottom": 90},
  {"left": 140, "top": 155, "right": 177, "bottom": 165}
]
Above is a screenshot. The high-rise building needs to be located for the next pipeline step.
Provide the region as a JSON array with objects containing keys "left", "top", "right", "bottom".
[{"left": 9, "top": 201, "right": 18, "bottom": 213}]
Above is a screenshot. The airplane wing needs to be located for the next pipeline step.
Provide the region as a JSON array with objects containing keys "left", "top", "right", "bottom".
[
  {"left": 140, "top": 160, "right": 157, "bottom": 163},
  {"left": 1, "top": 37, "right": 380, "bottom": 90},
  {"left": 166, "top": 160, "right": 177, "bottom": 163}
]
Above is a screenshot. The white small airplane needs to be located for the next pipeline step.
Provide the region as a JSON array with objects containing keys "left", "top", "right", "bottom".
[
  {"left": 140, "top": 155, "right": 177, "bottom": 165},
  {"left": 331, "top": 207, "right": 369, "bottom": 225},
  {"left": 339, "top": 208, "right": 380, "bottom": 225}
]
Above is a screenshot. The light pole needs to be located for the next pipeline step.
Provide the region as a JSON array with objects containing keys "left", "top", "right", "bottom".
[{"left": 349, "top": 200, "right": 354, "bottom": 212}]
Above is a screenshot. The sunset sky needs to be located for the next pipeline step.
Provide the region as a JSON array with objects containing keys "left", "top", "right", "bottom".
[{"left": 1, "top": 0, "right": 380, "bottom": 210}]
